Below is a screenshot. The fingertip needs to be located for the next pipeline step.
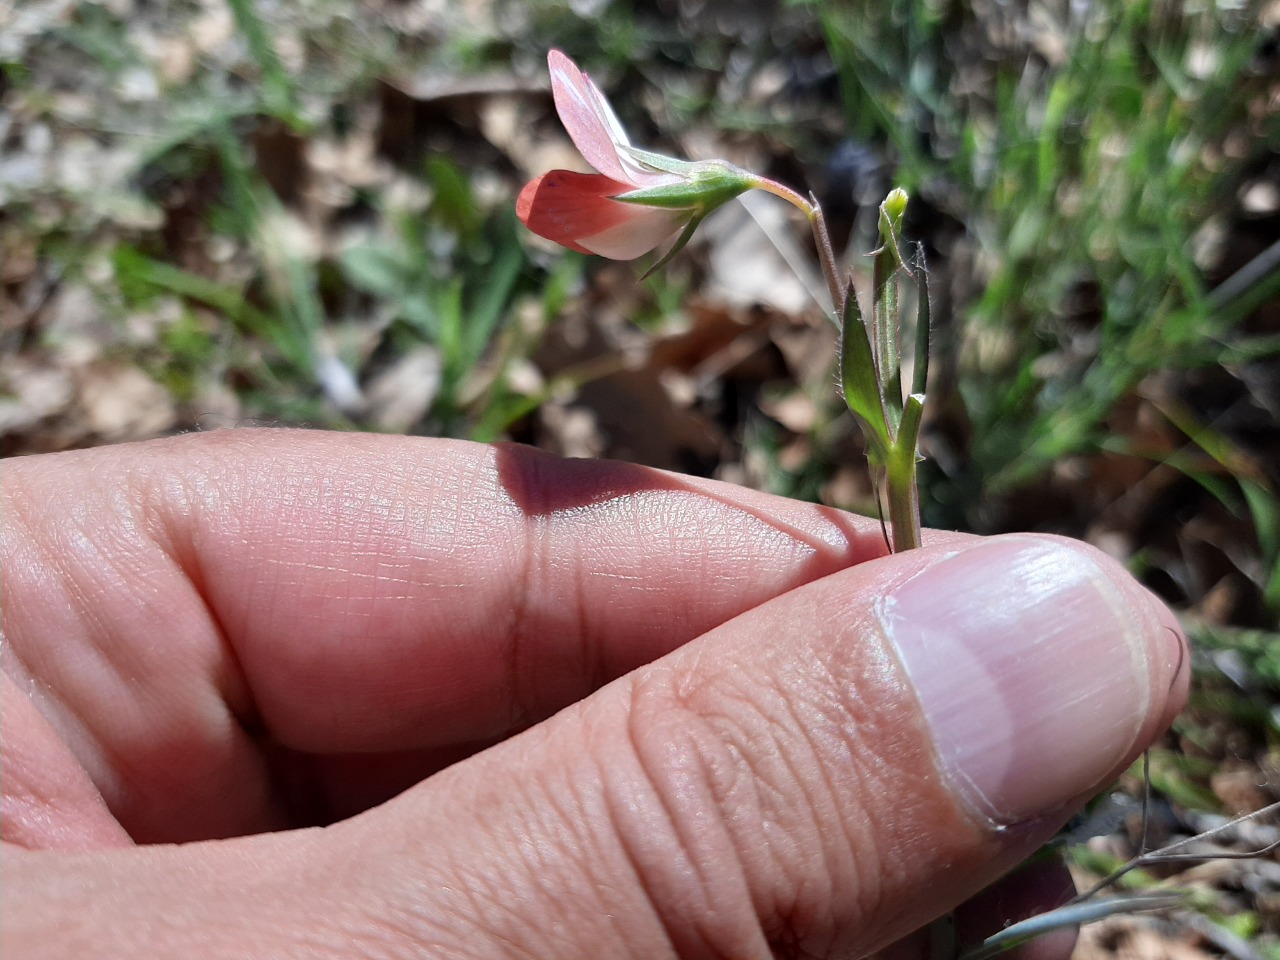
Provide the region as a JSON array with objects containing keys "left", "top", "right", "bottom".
[{"left": 877, "top": 534, "right": 1189, "bottom": 826}]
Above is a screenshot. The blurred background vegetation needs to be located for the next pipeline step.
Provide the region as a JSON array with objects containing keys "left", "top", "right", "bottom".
[{"left": 2, "top": 0, "right": 1278, "bottom": 954}]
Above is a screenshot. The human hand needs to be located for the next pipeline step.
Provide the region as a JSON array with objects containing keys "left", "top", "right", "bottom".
[{"left": 2, "top": 430, "right": 1186, "bottom": 959}]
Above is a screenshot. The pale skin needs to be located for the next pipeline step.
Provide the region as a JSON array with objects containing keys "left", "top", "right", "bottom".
[{"left": 1, "top": 430, "right": 1186, "bottom": 958}]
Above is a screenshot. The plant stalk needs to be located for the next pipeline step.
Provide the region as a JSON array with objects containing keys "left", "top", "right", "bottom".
[
  {"left": 886, "top": 394, "right": 925, "bottom": 551},
  {"left": 885, "top": 452, "right": 921, "bottom": 552},
  {"left": 751, "top": 178, "right": 845, "bottom": 316}
]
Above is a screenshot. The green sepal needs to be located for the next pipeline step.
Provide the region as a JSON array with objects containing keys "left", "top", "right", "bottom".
[
  {"left": 615, "top": 160, "right": 755, "bottom": 212},
  {"left": 639, "top": 212, "right": 705, "bottom": 280},
  {"left": 839, "top": 279, "right": 892, "bottom": 463},
  {"left": 620, "top": 146, "right": 702, "bottom": 177}
]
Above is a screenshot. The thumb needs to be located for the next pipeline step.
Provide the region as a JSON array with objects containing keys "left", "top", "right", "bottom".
[
  {"left": 337, "top": 533, "right": 1186, "bottom": 959},
  {"left": 3, "top": 534, "right": 1186, "bottom": 959}
]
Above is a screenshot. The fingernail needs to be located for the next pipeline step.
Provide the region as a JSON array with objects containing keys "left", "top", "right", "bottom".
[{"left": 877, "top": 536, "right": 1178, "bottom": 826}]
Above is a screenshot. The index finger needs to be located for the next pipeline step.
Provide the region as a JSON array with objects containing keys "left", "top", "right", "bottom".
[{"left": 4, "top": 430, "right": 896, "bottom": 758}]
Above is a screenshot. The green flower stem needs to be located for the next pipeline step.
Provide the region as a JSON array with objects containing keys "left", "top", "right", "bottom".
[
  {"left": 808, "top": 203, "right": 845, "bottom": 319},
  {"left": 750, "top": 177, "right": 845, "bottom": 317},
  {"left": 886, "top": 468, "right": 921, "bottom": 551}
]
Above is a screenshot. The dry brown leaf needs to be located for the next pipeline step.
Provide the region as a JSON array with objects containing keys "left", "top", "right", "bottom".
[
  {"left": 364, "top": 347, "right": 442, "bottom": 434},
  {"left": 77, "top": 361, "right": 175, "bottom": 440},
  {"left": 0, "top": 355, "right": 75, "bottom": 434}
]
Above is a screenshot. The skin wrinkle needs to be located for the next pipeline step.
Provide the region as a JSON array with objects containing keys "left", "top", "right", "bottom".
[
  {"left": 493, "top": 442, "right": 878, "bottom": 571},
  {"left": 569, "top": 732, "right": 674, "bottom": 955},
  {"left": 5, "top": 501, "right": 137, "bottom": 825},
  {"left": 756, "top": 674, "right": 847, "bottom": 945},
  {"left": 88, "top": 538, "right": 274, "bottom": 842},
  {"left": 330, "top": 808, "right": 476, "bottom": 957},
  {"left": 444, "top": 850, "right": 529, "bottom": 957},
  {"left": 0, "top": 509, "right": 42, "bottom": 697},
  {"left": 9, "top": 445, "right": 317, "bottom": 838},
  {"left": 623, "top": 668, "right": 773, "bottom": 960},
  {"left": 827, "top": 639, "right": 924, "bottom": 945},
  {"left": 5, "top": 667, "right": 122, "bottom": 834},
  {"left": 582, "top": 493, "right": 790, "bottom": 657},
  {"left": 350, "top": 883, "right": 464, "bottom": 960},
  {"left": 571, "top": 528, "right": 602, "bottom": 731},
  {"left": 692, "top": 647, "right": 868, "bottom": 955},
  {"left": 615, "top": 678, "right": 706, "bottom": 947},
  {"left": 359, "top": 903, "right": 477, "bottom": 960},
  {"left": 832, "top": 749, "right": 904, "bottom": 942},
  {"left": 8, "top": 527, "right": 272, "bottom": 839},
  {"left": 523, "top": 758, "right": 631, "bottom": 957},
  {"left": 326, "top": 476, "right": 403, "bottom": 606},
  {"left": 717, "top": 711, "right": 820, "bottom": 943},
  {"left": 709, "top": 574, "right": 984, "bottom": 959},
  {"left": 670, "top": 478, "right": 880, "bottom": 566},
  {"left": 504, "top": 498, "right": 544, "bottom": 734},
  {"left": 421, "top": 753, "right": 614, "bottom": 960},
  {"left": 512, "top": 477, "right": 603, "bottom": 729},
  {"left": 1, "top": 674, "right": 131, "bottom": 850},
  {"left": 508, "top": 487, "right": 736, "bottom": 734},
  {"left": 465, "top": 798, "right": 570, "bottom": 957},
  {"left": 221, "top": 454, "right": 519, "bottom": 746},
  {"left": 15, "top": 430, "right": 854, "bottom": 839}
]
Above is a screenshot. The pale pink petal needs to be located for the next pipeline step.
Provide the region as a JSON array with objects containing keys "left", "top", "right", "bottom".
[
  {"left": 579, "top": 206, "right": 691, "bottom": 260},
  {"left": 548, "top": 50, "right": 637, "bottom": 185},
  {"left": 518, "top": 170, "right": 673, "bottom": 256},
  {"left": 580, "top": 61, "right": 631, "bottom": 150}
]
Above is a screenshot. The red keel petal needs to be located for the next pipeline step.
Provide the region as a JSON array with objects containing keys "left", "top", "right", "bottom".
[{"left": 518, "top": 170, "right": 658, "bottom": 256}]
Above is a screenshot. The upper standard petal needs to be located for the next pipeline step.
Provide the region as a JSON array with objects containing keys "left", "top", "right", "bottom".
[{"left": 548, "top": 50, "right": 638, "bottom": 186}]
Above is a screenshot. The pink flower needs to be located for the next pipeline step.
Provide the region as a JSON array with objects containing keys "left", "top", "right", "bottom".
[{"left": 518, "top": 50, "right": 755, "bottom": 270}]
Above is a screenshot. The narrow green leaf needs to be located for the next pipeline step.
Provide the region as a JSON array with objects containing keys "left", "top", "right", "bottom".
[
  {"left": 872, "top": 245, "right": 900, "bottom": 423},
  {"left": 437, "top": 277, "right": 466, "bottom": 389},
  {"left": 341, "top": 244, "right": 408, "bottom": 301},
  {"left": 961, "top": 896, "right": 1184, "bottom": 960},
  {"left": 897, "top": 393, "right": 925, "bottom": 466},
  {"left": 911, "top": 242, "right": 931, "bottom": 398},
  {"left": 225, "top": 0, "right": 300, "bottom": 124},
  {"left": 873, "top": 190, "right": 908, "bottom": 422},
  {"left": 463, "top": 222, "right": 524, "bottom": 364},
  {"left": 427, "top": 156, "right": 481, "bottom": 241},
  {"left": 839, "top": 281, "right": 892, "bottom": 461}
]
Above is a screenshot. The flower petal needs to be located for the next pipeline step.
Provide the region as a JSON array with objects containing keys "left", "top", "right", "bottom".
[
  {"left": 517, "top": 170, "right": 690, "bottom": 260},
  {"left": 548, "top": 50, "right": 640, "bottom": 186},
  {"left": 578, "top": 206, "right": 692, "bottom": 260}
]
